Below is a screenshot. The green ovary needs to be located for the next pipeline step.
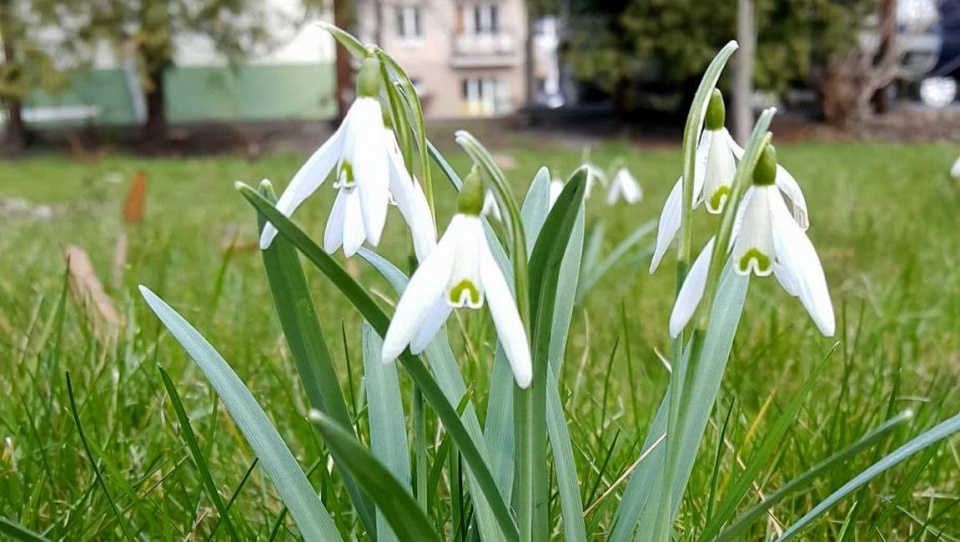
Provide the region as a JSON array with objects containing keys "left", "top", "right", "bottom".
[
  {"left": 449, "top": 280, "right": 481, "bottom": 307},
  {"left": 738, "top": 249, "right": 771, "bottom": 274}
]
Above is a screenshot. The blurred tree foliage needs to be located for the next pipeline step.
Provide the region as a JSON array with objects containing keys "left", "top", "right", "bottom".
[
  {"left": 1, "top": 1, "right": 328, "bottom": 151},
  {"left": 0, "top": 0, "right": 89, "bottom": 150},
  {"left": 562, "top": 0, "right": 873, "bottom": 114},
  {"left": 82, "top": 0, "right": 328, "bottom": 148}
]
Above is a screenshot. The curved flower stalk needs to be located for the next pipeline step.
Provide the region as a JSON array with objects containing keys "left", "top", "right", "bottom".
[
  {"left": 260, "top": 55, "right": 435, "bottom": 261},
  {"left": 381, "top": 169, "right": 532, "bottom": 388},
  {"left": 606, "top": 165, "right": 643, "bottom": 205},
  {"left": 650, "top": 90, "right": 809, "bottom": 273},
  {"left": 669, "top": 144, "right": 834, "bottom": 337}
]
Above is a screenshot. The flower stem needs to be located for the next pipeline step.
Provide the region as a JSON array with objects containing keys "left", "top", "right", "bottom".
[{"left": 413, "top": 386, "right": 428, "bottom": 511}]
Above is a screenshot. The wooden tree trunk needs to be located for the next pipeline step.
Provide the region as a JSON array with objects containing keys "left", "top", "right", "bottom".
[
  {"left": 0, "top": 0, "right": 26, "bottom": 151},
  {"left": 141, "top": 65, "right": 167, "bottom": 149}
]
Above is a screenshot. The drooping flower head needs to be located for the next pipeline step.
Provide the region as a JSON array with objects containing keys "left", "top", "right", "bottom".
[
  {"left": 606, "top": 165, "right": 642, "bottom": 205},
  {"left": 260, "top": 54, "right": 435, "bottom": 261},
  {"left": 669, "top": 144, "right": 835, "bottom": 338},
  {"left": 650, "top": 90, "right": 809, "bottom": 273},
  {"left": 381, "top": 168, "right": 532, "bottom": 388}
]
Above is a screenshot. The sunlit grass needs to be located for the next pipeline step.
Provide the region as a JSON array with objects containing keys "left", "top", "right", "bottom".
[{"left": 1, "top": 138, "right": 959, "bottom": 539}]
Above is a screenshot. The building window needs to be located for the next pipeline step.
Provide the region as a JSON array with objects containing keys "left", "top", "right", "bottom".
[
  {"left": 396, "top": 6, "right": 423, "bottom": 41},
  {"left": 463, "top": 4, "right": 500, "bottom": 35},
  {"left": 461, "top": 76, "right": 508, "bottom": 116}
]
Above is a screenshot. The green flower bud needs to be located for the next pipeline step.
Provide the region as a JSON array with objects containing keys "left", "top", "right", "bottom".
[
  {"left": 356, "top": 56, "right": 381, "bottom": 99},
  {"left": 459, "top": 167, "right": 485, "bottom": 216},
  {"left": 705, "top": 89, "right": 726, "bottom": 131},
  {"left": 753, "top": 143, "right": 777, "bottom": 186}
]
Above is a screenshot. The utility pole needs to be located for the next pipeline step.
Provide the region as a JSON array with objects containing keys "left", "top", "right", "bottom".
[{"left": 732, "top": 0, "right": 755, "bottom": 143}]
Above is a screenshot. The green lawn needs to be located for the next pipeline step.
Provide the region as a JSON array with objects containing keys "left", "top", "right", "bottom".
[{"left": 1, "top": 137, "right": 959, "bottom": 539}]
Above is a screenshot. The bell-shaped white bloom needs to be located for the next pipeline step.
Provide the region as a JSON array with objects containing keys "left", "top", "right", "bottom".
[
  {"left": 650, "top": 132, "right": 810, "bottom": 273},
  {"left": 951, "top": 155, "right": 960, "bottom": 179},
  {"left": 668, "top": 147, "right": 834, "bottom": 338},
  {"left": 732, "top": 185, "right": 834, "bottom": 336},
  {"left": 260, "top": 56, "right": 435, "bottom": 261},
  {"left": 606, "top": 166, "right": 642, "bottom": 205},
  {"left": 549, "top": 179, "right": 564, "bottom": 209},
  {"left": 381, "top": 172, "right": 531, "bottom": 388},
  {"left": 482, "top": 190, "right": 502, "bottom": 221},
  {"left": 702, "top": 128, "right": 737, "bottom": 213}
]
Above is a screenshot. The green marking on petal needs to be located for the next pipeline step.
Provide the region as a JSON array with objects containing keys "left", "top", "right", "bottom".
[
  {"left": 738, "top": 248, "right": 772, "bottom": 275},
  {"left": 708, "top": 186, "right": 731, "bottom": 213},
  {"left": 336, "top": 161, "right": 355, "bottom": 189},
  {"left": 449, "top": 279, "right": 481, "bottom": 307}
]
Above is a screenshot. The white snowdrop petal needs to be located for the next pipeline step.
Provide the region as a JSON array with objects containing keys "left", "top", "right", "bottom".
[
  {"left": 387, "top": 135, "right": 436, "bottom": 262},
  {"left": 703, "top": 130, "right": 737, "bottom": 214},
  {"left": 771, "top": 196, "right": 835, "bottom": 336},
  {"left": 260, "top": 114, "right": 347, "bottom": 249},
  {"left": 724, "top": 129, "right": 745, "bottom": 160},
  {"left": 731, "top": 187, "right": 775, "bottom": 277},
  {"left": 410, "top": 300, "right": 453, "bottom": 354},
  {"left": 478, "top": 238, "right": 532, "bottom": 388},
  {"left": 669, "top": 237, "right": 715, "bottom": 338},
  {"left": 351, "top": 99, "right": 391, "bottom": 247},
  {"left": 381, "top": 225, "right": 459, "bottom": 363},
  {"left": 951, "top": 156, "right": 960, "bottom": 179},
  {"left": 650, "top": 177, "right": 683, "bottom": 273},
  {"left": 693, "top": 130, "right": 711, "bottom": 203},
  {"left": 774, "top": 165, "right": 810, "bottom": 231},
  {"left": 323, "top": 188, "right": 349, "bottom": 254},
  {"left": 342, "top": 189, "right": 367, "bottom": 257},
  {"left": 446, "top": 218, "right": 484, "bottom": 309}
]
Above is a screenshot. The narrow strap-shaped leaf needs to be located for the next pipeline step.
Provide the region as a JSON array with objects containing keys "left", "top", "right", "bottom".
[
  {"left": 358, "top": 247, "right": 512, "bottom": 540},
  {"left": 240, "top": 186, "right": 519, "bottom": 542},
  {"left": 547, "top": 365, "right": 587, "bottom": 541},
  {"left": 709, "top": 410, "right": 913, "bottom": 542},
  {"left": 362, "top": 322, "right": 412, "bottom": 542},
  {"left": 520, "top": 168, "right": 552, "bottom": 255},
  {"left": 777, "top": 411, "right": 960, "bottom": 540},
  {"left": 139, "top": 287, "right": 342, "bottom": 542},
  {"left": 609, "top": 264, "right": 748, "bottom": 541},
  {"left": 318, "top": 21, "right": 368, "bottom": 60},
  {"left": 158, "top": 367, "right": 241, "bottom": 541},
  {"left": 0, "top": 516, "right": 51, "bottom": 542},
  {"left": 311, "top": 413, "right": 441, "bottom": 542},
  {"left": 256, "top": 183, "right": 377, "bottom": 536}
]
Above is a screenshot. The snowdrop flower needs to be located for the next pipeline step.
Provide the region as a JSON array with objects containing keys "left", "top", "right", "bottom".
[
  {"left": 381, "top": 169, "right": 532, "bottom": 388},
  {"left": 482, "top": 190, "right": 502, "bottom": 221},
  {"left": 580, "top": 151, "right": 607, "bottom": 199},
  {"left": 260, "top": 55, "right": 435, "bottom": 261},
  {"left": 650, "top": 91, "right": 809, "bottom": 273},
  {"left": 951, "top": 155, "right": 960, "bottom": 179},
  {"left": 549, "top": 179, "right": 564, "bottom": 209},
  {"left": 606, "top": 165, "right": 642, "bottom": 205},
  {"left": 669, "top": 145, "right": 834, "bottom": 338}
]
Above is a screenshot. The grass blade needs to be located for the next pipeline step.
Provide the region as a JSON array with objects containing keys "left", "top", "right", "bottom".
[
  {"left": 362, "top": 321, "right": 412, "bottom": 542},
  {"left": 157, "top": 367, "right": 240, "bottom": 541},
  {"left": 311, "top": 413, "right": 441, "bottom": 542},
  {"left": 358, "top": 247, "right": 513, "bottom": 540},
  {"left": 777, "top": 411, "right": 960, "bottom": 540},
  {"left": 709, "top": 410, "right": 914, "bottom": 542},
  {"left": 0, "top": 516, "right": 51, "bottom": 542},
  {"left": 139, "top": 287, "right": 342, "bottom": 542},
  {"left": 255, "top": 181, "right": 376, "bottom": 535}
]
